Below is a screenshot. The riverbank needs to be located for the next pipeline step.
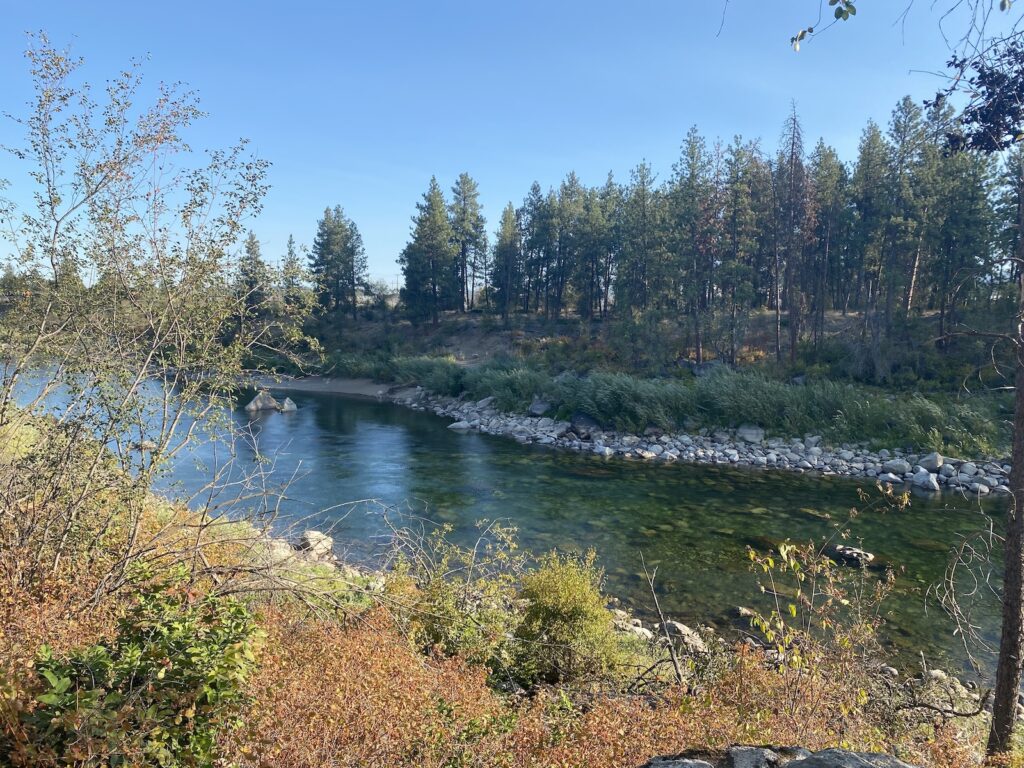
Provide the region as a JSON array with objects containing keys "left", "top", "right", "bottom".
[{"left": 247, "top": 373, "right": 1012, "bottom": 496}]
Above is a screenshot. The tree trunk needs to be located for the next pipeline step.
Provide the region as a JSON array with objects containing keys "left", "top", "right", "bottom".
[
  {"left": 988, "top": 352, "right": 1024, "bottom": 755},
  {"left": 988, "top": 180, "right": 1024, "bottom": 757}
]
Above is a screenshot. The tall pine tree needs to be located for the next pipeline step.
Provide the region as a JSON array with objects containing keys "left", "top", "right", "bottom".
[{"left": 399, "top": 177, "right": 457, "bottom": 325}]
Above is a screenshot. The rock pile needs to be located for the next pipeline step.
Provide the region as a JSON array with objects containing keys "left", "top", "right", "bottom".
[{"left": 388, "top": 387, "right": 1010, "bottom": 495}]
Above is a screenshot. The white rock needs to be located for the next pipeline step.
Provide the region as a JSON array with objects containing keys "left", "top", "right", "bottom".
[
  {"left": 448, "top": 420, "right": 472, "bottom": 431},
  {"left": 245, "top": 390, "right": 279, "bottom": 412}
]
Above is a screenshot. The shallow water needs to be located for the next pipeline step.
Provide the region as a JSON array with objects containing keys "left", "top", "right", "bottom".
[{"left": 161, "top": 390, "right": 1006, "bottom": 678}]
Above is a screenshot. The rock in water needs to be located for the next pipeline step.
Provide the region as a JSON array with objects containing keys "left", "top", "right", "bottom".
[
  {"left": 245, "top": 390, "right": 280, "bottom": 412},
  {"left": 279, "top": 397, "right": 298, "bottom": 412},
  {"left": 910, "top": 469, "right": 940, "bottom": 492},
  {"left": 736, "top": 424, "right": 765, "bottom": 443},
  {"left": 447, "top": 420, "right": 472, "bottom": 431},
  {"left": 832, "top": 544, "right": 875, "bottom": 567},
  {"left": 296, "top": 530, "right": 334, "bottom": 561}
]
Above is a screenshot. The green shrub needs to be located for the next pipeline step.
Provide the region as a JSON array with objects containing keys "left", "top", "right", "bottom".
[
  {"left": 512, "top": 551, "right": 636, "bottom": 688},
  {"left": 4, "top": 566, "right": 261, "bottom": 768},
  {"left": 386, "top": 523, "right": 524, "bottom": 673},
  {"left": 464, "top": 365, "right": 551, "bottom": 411}
]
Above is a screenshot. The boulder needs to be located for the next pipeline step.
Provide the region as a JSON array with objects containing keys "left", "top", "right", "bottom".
[
  {"left": 661, "top": 621, "right": 708, "bottom": 654},
  {"left": 910, "top": 469, "right": 940, "bottom": 492},
  {"left": 279, "top": 397, "right": 298, "bottom": 412},
  {"left": 245, "top": 390, "right": 279, "bottom": 412},
  {"left": 726, "top": 746, "right": 784, "bottom": 767},
  {"left": 528, "top": 397, "right": 552, "bottom": 416},
  {"left": 447, "top": 420, "right": 472, "bottom": 431},
  {"left": 881, "top": 458, "right": 911, "bottom": 475},
  {"left": 788, "top": 748, "right": 920, "bottom": 767},
  {"left": 736, "top": 424, "right": 765, "bottom": 443},
  {"left": 570, "top": 412, "right": 602, "bottom": 439},
  {"left": 832, "top": 544, "right": 875, "bottom": 567},
  {"left": 918, "top": 452, "right": 943, "bottom": 472},
  {"left": 296, "top": 530, "right": 334, "bottom": 561},
  {"left": 876, "top": 472, "right": 902, "bottom": 485}
]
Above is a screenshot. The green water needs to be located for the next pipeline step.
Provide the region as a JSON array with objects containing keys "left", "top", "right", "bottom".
[{"left": 165, "top": 390, "right": 1005, "bottom": 678}]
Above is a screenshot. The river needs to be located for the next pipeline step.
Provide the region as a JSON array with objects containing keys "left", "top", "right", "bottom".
[{"left": 161, "top": 389, "right": 1005, "bottom": 678}]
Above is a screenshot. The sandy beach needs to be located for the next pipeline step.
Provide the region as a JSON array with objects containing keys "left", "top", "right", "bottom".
[{"left": 245, "top": 374, "right": 406, "bottom": 400}]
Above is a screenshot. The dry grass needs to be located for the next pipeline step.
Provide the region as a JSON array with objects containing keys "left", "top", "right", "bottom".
[{"left": 222, "top": 608, "right": 983, "bottom": 768}]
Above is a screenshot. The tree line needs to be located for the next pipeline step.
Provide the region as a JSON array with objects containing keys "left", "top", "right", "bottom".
[
  {"left": 62, "top": 91, "right": 1016, "bottom": 372},
  {"left": 397, "top": 96, "right": 1023, "bottom": 368}
]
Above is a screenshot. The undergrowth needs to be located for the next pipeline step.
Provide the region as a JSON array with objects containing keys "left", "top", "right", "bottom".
[{"left": 326, "top": 351, "right": 1009, "bottom": 455}]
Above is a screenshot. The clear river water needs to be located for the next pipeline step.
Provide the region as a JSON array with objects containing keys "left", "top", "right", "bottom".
[{"left": 161, "top": 389, "right": 1006, "bottom": 679}]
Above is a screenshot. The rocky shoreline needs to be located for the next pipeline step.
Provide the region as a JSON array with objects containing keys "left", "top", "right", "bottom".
[{"left": 380, "top": 385, "right": 1011, "bottom": 497}]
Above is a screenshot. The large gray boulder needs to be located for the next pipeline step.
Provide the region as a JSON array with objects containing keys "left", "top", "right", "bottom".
[
  {"left": 736, "top": 424, "right": 766, "bottom": 443},
  {"left": 245, "top": 390, "right": 279, "bottom": 412},
  {"left": 881, "top": 458, "right": 911, "bottom": 475},
  {"left": 448, "top": 420, "right": 472, "bottom": 431},
  {"left": 918, "top": 452, "right": 943, "bottom": 472},
  {"left": 788, "top": 749, "right": 920, "bottom": 767},
  {"left": 279, "top": 397, "right": 298, "bottom": 412},
  {"left": 910, "top": 469, "right": 940, "bottom": 492},
  {"left": 725, "top": 745, "right": 785, "bottom": 767}
]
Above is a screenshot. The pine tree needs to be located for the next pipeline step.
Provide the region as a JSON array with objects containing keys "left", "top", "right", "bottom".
[
  {"left": 491, "top": 202, "right": 522, "bottom": 323},
  {"left": 399, "top": 177, "right": 457, "bottom": 325},
  {"left": 309, "top": 206, "right": 367, "bottom": 322},
  {"left": 668, "top": 127, "right": 720, "bottom": 363},
  {"left": 774, "top": 107, "right": 814, "bottom": 362},
  {"left": 449, "top": 173, "right": 488, "bottom": 311},
  {"left": 236, "top": 231, "right": 271, "bottom": 339}
]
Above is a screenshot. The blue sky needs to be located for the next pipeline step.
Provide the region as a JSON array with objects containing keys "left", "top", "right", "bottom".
[{"left": 0, "top": 1, "right": 1011, "bottom": 282}]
